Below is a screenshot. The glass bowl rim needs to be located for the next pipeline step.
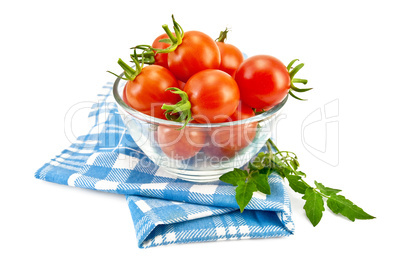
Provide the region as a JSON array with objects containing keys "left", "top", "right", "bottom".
[{"left": 112, "top": 71, "right": 288, "bottom": 128}]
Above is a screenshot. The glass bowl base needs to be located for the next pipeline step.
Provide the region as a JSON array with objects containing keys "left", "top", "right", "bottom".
[{"left": 161, "top": 167, "right": 235, "bottom": 183}]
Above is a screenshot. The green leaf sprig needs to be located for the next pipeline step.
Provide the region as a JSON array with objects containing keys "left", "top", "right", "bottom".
[
  {"left": 220, "top": 167, "right": 271, "bottom": 212},
  {"left": 219, "top": 138, "right": 375, "bottom": 226}
]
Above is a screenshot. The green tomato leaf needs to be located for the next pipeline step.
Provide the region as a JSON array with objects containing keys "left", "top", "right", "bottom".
[
  {"left": 295, "top": 170, "right": 307, "bottom": 177},
  {"left": 251, "top": 152, "right": 267, "bottom": 170},
  {"left": 250, "top": 169, "right": 271, "bottom": 195},
  {"left": 290, "top": 158, "right": 299, "bottom": 171},
  {"left": 260, "top": 166, "right": 271, "bottom": 175},
  {"left": 280, "top": 166, "right": 291, "bottom": 177},
  {"left": 271, "top": 154, "right": 286, "bottom": 167},
  {"left": 314, "top": 181, "right": 342, "bottom": 196},
  {"left": 248, "top": 162, "right": 259, "bottom": 171},
  {"left": 302, "top": 188, "right": 325, "bottom": 227},
  {"left": 219, "top": 168, "right": 247, "bottom": 186},
  {"left": 327, "top": 195, "right": 375, "bottom": 222},
  {"left": 235, "top": 180, "right": 258, "bottom": 212},
  {"left": 286, "top": 174, "right": 309, "bottom": 194}
]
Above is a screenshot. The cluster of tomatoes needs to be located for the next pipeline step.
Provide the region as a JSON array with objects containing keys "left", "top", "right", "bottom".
[{"left": 111, "top": 15, "right": 310, "bottom": 160}]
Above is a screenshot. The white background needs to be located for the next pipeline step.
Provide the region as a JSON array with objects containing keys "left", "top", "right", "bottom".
[{"left": 1, "top": 0, "right": 401, "bottom": 266}]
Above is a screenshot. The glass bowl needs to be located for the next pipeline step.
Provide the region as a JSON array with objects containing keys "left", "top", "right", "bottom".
[{"left": 113, "top": 75, "right": 287, "bottom": 182}]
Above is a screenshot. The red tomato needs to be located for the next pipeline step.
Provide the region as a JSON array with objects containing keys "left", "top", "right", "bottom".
[
  {"left": 152, "top": 33, "right": 172, "bottom": 69},
  {"left": 216, "top": 42, "right": 244, "bottom": 77},
  {"left": 177, "top": 80, "right": 186, "bottom": 90},
  {"left": 235, "top": 55, "right": 290, "bottom": 109},
  {"left": 184, "top": 69, "right": 240, "bottom": 123},
  {"left": 168, "top": 31, "right": 221, "bottom": 82},
  {"left": 205, "top": 102, "right": 257, "bottom": 158},
  {"left": 122, "top": 84, "right": 129, "bottom": 104},
  {"left": 125, "top": 65, "right": 180, "bottom": 119},
  {"left": 227, "top": 101, "right": 255, "bottom": 122},
  {"left": 157, "top": 125, "right": 206, "bottom": 160},
  {"left": 202, "top": 134, "right": 234, "bottom": 158}
]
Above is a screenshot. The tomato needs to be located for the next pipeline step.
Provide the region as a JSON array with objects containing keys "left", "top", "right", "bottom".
[
  {"left": 157, "top": 125, "right": 206, "bottom": 160},
  {"left": 235, "top": 55, "right": 290, "bottom": 109},
  {"left": 122, "top": 83, "right": 129, "bottom": 105},
  {"left": 227, "top": 101, "right": 255, "bottom": 122},
  {"left": 205, "top": 102, "right": 257, "bottom": 158},
  {"left": 168, "top": 31, "right": 221, "bottom": 82},
  {"left": 216, "top": 42, "right": 243, "bottom": 77},
  {"left": 214, "top": 28, "right": 243, "bottom": 77},
  {"left": 125, "top": 65, "right": 180, "bottom": 119},
  {"left": 202, "top": 134, "right": 233, "bottom": 158},
  {"left": 152, "top": 33, "right": 172, "bottom": 69},
  {"left": 184, "top": 69, "right": 240, "bottom": 123},
  {"left": 177, "top": 80, "right": 186, "bottom": 90}
]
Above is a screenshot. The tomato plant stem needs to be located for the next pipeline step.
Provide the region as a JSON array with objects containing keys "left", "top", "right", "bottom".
[
  {"left": 162, "top": 24, "right": 177, "bottom": 43},
  {"left": 117, "top": 58, "right": 140, "bottom": 81},
  {"left": 216, "top": 28, "right": 229, "bottom": 42}
]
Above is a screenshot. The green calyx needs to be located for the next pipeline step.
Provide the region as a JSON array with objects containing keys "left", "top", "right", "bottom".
[
  {"left": 108, "top": 42, "right": 155, "bottom": 80},
  {"left": 216, "top": 27, "right": 229, "bottom": 42},
  {"left": 130, "top": 44, "right": 155, "bottom": 65},
  {"left": 161, "top": 87, "right": 192, "bottom": 129},
  {"left": 287, "top": 59, "right": 313, "bottom": 101},
  {"left": 107, "top": 53, "right": 145, "bottom": 81},
  {"left": 152, "top": 15, "right": 184, "bottom": 54}
]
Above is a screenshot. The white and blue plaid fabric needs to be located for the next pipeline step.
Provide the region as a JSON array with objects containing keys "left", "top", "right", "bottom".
[{"left": 35, "top": 82, "right": 295, "bottom": 248}]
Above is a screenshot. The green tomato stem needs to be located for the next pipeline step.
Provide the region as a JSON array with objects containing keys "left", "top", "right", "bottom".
[
  {"left": 216, "top": 28, "right": 229, "bottom": 42},
  {"left": 162, "top": 24, "right": 177, "bottom": 43},
  {"left": 267, "top": 138, "right": 279, "bottom": 152},
  {"left": 117, "top": 57, "right": 141, "bottom": 81}
]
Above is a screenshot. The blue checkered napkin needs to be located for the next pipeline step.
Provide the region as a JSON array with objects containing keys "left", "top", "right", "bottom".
[
  {"left": 35, "top": 83, "right": 295, "bottom": 248},
  {"left": 127, "top": 195, "right": 292, "bottom": 248}
]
